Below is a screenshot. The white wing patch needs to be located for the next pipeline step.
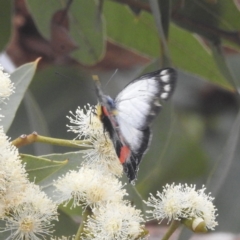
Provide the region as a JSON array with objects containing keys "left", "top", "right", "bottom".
[
  {"left": 116, "top": 78, "right": 160, "bottom": 102},
  {"left": 115, "top": 78, "right": 160, "bottom": 130},
  {"left": 164, "top": 84, "right": 171, "bottom": 92},
  {"left": 115, "top": 68, "right": 176, "bottom": 146},
  {"left": 161, "top": 92, "right": 169, "bottom": 99},
  {"left": 116, "top": 116, "right": 146, "bottom": 153},
  {"left": 160, "top": 71, "right": 170, "bottom": 83}
]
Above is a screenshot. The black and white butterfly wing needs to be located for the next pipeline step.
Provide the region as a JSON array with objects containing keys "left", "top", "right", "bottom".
[
  {"left": 115, "top": 68, "right": 176, "bottom": 130},
  {"left": 114, "top": 68, "right": 176, "bottom": 181}
]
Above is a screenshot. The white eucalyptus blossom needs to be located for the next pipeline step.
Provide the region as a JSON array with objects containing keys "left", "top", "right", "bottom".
[
  {"left": 3, "top": 205, "right": 54, "bottom": 240},
  {"left": 145, "top": 183, "right": 188, "bottom": 223},
  {"left": 67, "top": 104, "right": 101, "bottom": 139},
  {"left": 67, "top": 104, "right": 123, "bottom": 177},
  {"left": 83, "top": 201, "right": 146, "bottom": 240},
  {"left": 20, "top": 184, "right": 58, "bottom": 217},
  {"left": 54, "top": 166, "right": 127, "bottom": 208},
  {"left": 145, "top": 183, "right": 218, "bottom": 230},
  {"left": 0, "top": 127, "right": 28, "bottom": 216},
  {"left": 182, "top": 184, "right": 218, "bottom": 230},
  {"left": 0, "top": 64, "right": 14, "bottom": 101},
  {"left": 2, "top": 183, "right": 58, "bottom": 240},
  {"left": 0, "top": 127, "right": 58, "bottom": 239}
]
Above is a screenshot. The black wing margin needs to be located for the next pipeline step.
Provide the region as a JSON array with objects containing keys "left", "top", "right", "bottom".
[{"left": 123, "top": 127, "right": 151, "bottom": 183}]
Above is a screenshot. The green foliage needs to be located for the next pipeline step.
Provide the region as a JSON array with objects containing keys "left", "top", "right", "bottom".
[
  {"left": 0, "top": 59, "right": 39, "bottom": 131},
  {"left": 25, "top": 0, "right": 105, "bottom": 65},
  {"left": 0, "top": 1, "right": 11, "bottom": 51},
  {"left": 169, "top": 25, "right": 229, "bottom": 88},
  {"left": 24, "top": 0, "right": 240, "bottom": 89},
  {"left": 21, "top": 154, "right": 68, "bottom": 183},
  {"left": 104, "top": 1, "right": 160, "bottom": 57}
]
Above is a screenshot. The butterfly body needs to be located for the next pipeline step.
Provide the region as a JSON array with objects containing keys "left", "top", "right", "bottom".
[{"left": 95, "top": 68, "right": 177, "bottom": 183}]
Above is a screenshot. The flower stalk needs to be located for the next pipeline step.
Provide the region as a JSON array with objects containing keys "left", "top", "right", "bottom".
[
  {"left": 74, "top": 207, "right": 92, "bottom": 240},
  {"left": 11, "top": 132, "right": 91, "bottom": 148},
  {"left": 161, "top": 220, "right": 181, "bottom": 240}
]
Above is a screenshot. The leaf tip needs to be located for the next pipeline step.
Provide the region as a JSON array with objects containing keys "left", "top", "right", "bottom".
[{"left": 34, "top": 57, "right": 42, "bottom": 66}]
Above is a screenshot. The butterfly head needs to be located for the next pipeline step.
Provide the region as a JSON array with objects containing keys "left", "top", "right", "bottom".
[
  {"left": 105, "top": 95, "right": 116, "bottom": 110},
  {"left": 93, "top": 75, "right": 116, "bottom": 111}
]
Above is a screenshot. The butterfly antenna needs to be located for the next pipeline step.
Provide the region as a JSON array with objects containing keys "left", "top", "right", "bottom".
[{"left": 104, "top": 69, "right": 118, "bottom": 88}]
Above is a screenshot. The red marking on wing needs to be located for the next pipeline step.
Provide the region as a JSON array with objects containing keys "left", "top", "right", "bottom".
[
  {"left": 102, "top": 106, "right": 109, "bottom": 116},
  {"left": 119, "top": 145, "right": 130, "bottom": 164}
]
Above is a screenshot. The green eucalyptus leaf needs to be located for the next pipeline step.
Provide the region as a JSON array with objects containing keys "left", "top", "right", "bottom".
[
  {"left": 104, "top": 1, "right": 160, "bottom": 57},
  {"left": 171, "top": 0, "right": 240, "bottom": 47},
  {"left": 58, "top": 200, "right": 83, "bottom": 219},
  {"left": 37, "top": 151, "right": 85, "bottom": 200},
  {"left": 69, "top": 0, "right": 105, "bottom": 65},
  {"left": 21, "top": 154, "right": 68, "bottom": 183},
  {"left": 169, "top": 24, "right": 230, "bottom": 89},
  {"left": 25, "top": 0, "right": 105, "bottom": 65},
  {"left": 219, "top": 1, "right": 240, "bottom": 30},
  {"left": 53, "top": 208, "right": 79, "bottom": 237},
  {"left": 210, "top": 43, "right": 237, "bottom": 90},
  {"left": 22, "top": 92, "right": 53, "bottom": 154},
  {"left": 226, "top": 54, "right": 240, "bottom": 88},
  {"left": 0, "top": 1, "right": 11, "bottom": 50},
  {"left": 1, "top": 59, "right": 39, "bottom": 132},
  {"left": 172, "top": 0, "right": 221, "bottom": 43}
]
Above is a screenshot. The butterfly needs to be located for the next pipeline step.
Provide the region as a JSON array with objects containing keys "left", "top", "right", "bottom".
[{"left": 94, "top": 68, "right": 177, "bottom": 183}]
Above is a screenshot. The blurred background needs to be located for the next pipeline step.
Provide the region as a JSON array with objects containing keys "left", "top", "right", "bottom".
[{"left": 1, "top": 0, "right": 240, "bottom": 239}]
